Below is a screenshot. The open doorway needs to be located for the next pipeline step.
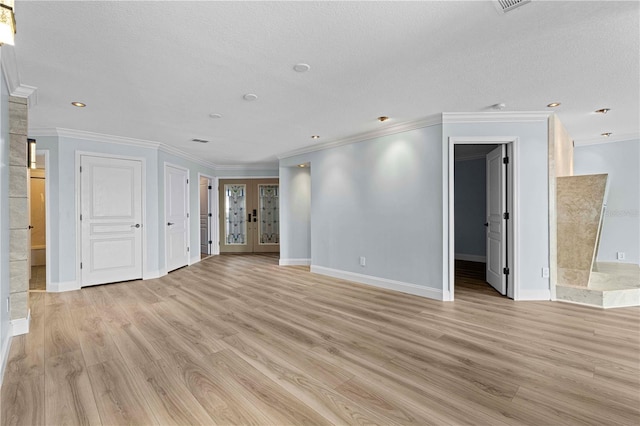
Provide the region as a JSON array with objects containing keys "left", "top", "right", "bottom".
[
  {"left": 448, "top": 138, "right": 517, "bottom": 300},
  {"left": 29, "top": 152, "right": 47, "bottom": 291}
]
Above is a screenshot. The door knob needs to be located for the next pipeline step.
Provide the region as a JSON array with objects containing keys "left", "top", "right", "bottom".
[
  {"left": 28, "top": 225, "right": 34, "bottom": 229},
  {"left": 167, "top": 222, "right": 174, "bottom": 226},
  {"left": 131, "top": 224, "right": 141, "bottom": 228},
  {"left": 484, "top": 222, "right": 489, "bottom": 227}
]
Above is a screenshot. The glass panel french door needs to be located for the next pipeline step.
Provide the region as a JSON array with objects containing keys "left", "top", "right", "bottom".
[{"left": 219, "top": 179, "right": 279, "bottom": 253}]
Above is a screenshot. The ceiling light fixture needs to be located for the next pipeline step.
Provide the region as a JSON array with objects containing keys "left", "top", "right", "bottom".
[
  {"left": 311, "top": 135, "right": 320, "bottom": 139},
  {"left": 293, "top": 63, "right": 311, "bottom": 73},
  {"left": 595, "top": 108, "right": 610, "bottom": 114},
  {"left": 243, "top": 93, "right": 258, "bottom": 101},
  {"left": 0, "top": 0, "right": 16, "bottom": 46},
  {"left": 209, "top": 113, "right": 223, "bottom": 119},
  {"left": 71, "top": 102, "right": 86, "bottom": 107},
  {"left": 377, "top": 116, "right": 390, "bottom": 122},
  {"left": 547, "top": 102, "right": 561, "bottom": 108},
  {"left": 491, "top": 103, "right": 506, "bottom": 110},
  {"left": 298, "top": 164, "right": 307, "bottom": 168},
  {"left": 601, "top": 132, "right": 612, "bottom": 137}
]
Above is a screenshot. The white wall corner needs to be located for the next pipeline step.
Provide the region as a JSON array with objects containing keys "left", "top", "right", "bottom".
[
  {"left": 279, "top": 258, "right": 311, "bottom": 266},
  {"left": 515, "top": 289, "right": 551, "bottom": 301},
  {"left": 48, "top": 280, "right": 81, "bottom": 293},
  {"left": 143, "top": 269, "right": 164, "bottom": 280},
  {"left": 0, "top": 329, "right": 12, "bottom": 388},
  {"left": 310, "top": 265, "right": 445, "bottom": 301},
  {"left": 11, "top": 309, "right": 31, "bottom": 336},
  {"left": 190, "top": 255, "right": 202, "bottom": 266}
]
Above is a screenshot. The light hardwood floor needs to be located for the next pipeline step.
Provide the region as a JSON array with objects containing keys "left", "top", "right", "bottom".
[{"left": 2, "top": 255, "right": 639, "bottom": 425}]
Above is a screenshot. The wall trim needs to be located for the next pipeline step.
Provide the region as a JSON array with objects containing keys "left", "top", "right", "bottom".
[
  {"left": 10, "top": 310, "right": 31, "bottom": 336},
  {"left": 49, "top": 280, "right": 81, "bottom": 293},
  {"left": 0, "top": 45, "right": 38, "bottom": 107},
  {"left": 455, "top": 253, "right": 486, "bottom": 263},
  {"left": 279, "top": 258, "right": 311, "bottom": 266},
  {"left": 574, "top": 133, "right": 639, "bottom": 147},
  {"left": 216, "top": 163, "right": 279, "bottom": 171},
  {"left": 278, "top": 114, "right": 442, "bottom": 160},
  {"left": 310, "top": 265, "right": 444, "bottom": 301},
  {"left": 143, "top": 270, "right": 164, "bottom": 280},
  {"left": 442, "top": 112, "right": 551, "bottom": 124},
  {"left": 516, "top": 289, "right": 551, "bottom": 301}
]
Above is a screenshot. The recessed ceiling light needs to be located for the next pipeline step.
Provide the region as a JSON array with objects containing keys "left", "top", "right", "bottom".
[
  {"left": 547, "top": 102, "right": 561, "bottom": 108},
  {"left": 191, "top": 138, "right": 209, "bottom": 143},
  {"left": 377, "top": 116, "right": 390, "bottom": 122},
  {"left": 209, "top": 113, "right": 223, "bottom": 119},
  {"left": 595, "top": 108, "right": 610, "bottom": 114},
  {"left": 601, "top": 132, "right": 612, "bottom": 137},
  {"left": 293, "top": 63, "right": 311, "bottom": 73},
  {"left": 311, "top": 135, "right": 320, "bottom": 139},
  {"left": 298, "top": 164, "right": 307, "bottom": 168},
  {"left": 243, "top": 93, "right": 258, "bottom": 101},
  {"left": 71, "top": 102, "right": 86, "bottom": 107}
]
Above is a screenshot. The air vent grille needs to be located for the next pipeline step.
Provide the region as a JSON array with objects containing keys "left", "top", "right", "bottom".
[
  {"left": 191, "top": 138, "right": 209, "bottom": 143},
  {"left": 494, "top": 0, "right": 531, "bottom": 14}
]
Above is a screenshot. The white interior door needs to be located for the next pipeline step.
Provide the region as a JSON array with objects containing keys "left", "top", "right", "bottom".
[
  {"left": 486, "top": 145, "right": 507, "bottom": 295},
  {"left": 81, "top": 155, "right": 143, "bottom": 286},
  {"left": 200, "top": 178, "right": 210, "bottom": 255},
  {"left": 165, "top": 164, "right": 190, "bottom": 272}
]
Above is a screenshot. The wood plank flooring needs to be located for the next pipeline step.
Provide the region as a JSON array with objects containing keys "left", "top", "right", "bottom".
[{"left": 2, "top": 255, "right": 639, "bottom": 425}]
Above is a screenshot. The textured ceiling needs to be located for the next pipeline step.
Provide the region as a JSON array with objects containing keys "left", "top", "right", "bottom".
[{"left": 14, "top": 1, "right": 640, "bottom": 166}]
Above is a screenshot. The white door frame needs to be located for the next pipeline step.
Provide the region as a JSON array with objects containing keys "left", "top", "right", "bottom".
[
  {"left": 75, "top": 151, "right": 147, "bottom": 288},
  {"left": 198, "top": 173, "right": 219, "bottom": 256},
  {"left": 447, "top": 137, "right": 519, "bottom": 301},
  {"left": 35, "top": 150, "right": 51, "bottom": 292},
  {"left": 163, "top": 162, "right": 191, "bottom": 271}
]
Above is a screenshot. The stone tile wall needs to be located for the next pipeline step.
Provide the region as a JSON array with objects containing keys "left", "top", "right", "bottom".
[{"left": 8, "top": 96, "right": 28, "bottom": 320}]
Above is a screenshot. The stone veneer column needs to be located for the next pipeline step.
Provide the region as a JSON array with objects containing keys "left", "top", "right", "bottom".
[{"left": 8, "top": 95, "right": 29, "bottom": 320}]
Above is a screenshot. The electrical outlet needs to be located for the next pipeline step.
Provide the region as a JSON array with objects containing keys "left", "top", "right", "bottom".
[
  {"left": 542, "top": 267, "right": 549, "bottom": 278},
  {"left": 617, "top": 252, "right": 626, "bottom": 261},
  {"left": 359, "top": 256, "right": 366, "bottom": 267}
]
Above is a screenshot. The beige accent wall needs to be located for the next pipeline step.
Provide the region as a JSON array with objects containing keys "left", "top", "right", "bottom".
[
  {"left": 548, "top": 114, "right": 574, "bottom": 297},
  {"left": 557, "top": 174, "right": 608, "bottom": 287},
  {"left": 8, "top": 96, "right": 29, "bottom": 320}
]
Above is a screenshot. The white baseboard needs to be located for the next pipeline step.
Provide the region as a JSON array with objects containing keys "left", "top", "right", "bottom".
[
  {"left": 516, "top": 288, "right": 551, "bottom": 301},
  {"left": 0, "top": 328, "right": 11, "bottom": 388},
  {"left": 310, "top": 265, "right": 444, "bottom": 301},
  {"left": 11, "top": 309, "right": 31, "bottom": 336},
  {"left": 48, "top": 280, "right": 81, "bottom": 292},
  {"left": 279, "top": 258, "right": 311, "bottom": 266},
  {"left": 455, "top": 253, "right": 486, "bottom": 263}
]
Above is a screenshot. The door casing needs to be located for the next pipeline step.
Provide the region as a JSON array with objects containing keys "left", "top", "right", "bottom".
[
  {"left": 447, "top": 137, "right": 518, "bottom": 301},
  {"left": 198, "top": 173, "right": 218, "bottom": 257}
]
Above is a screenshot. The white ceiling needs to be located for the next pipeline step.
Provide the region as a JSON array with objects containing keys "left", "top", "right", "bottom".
[{"left": 13, "top": 1, "right": 640, "bottom": 166}]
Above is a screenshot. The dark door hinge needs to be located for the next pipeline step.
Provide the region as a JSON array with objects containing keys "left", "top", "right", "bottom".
[
  {"left": 503, "top": 267, "right": 510, "bottom": 275},
  {"left": 80, "top": 214, "right": 82, "bottom": 221},
  {"left": 503, "top": 212, "right": 510, "bottom": 220},
  {"left": 208, "top": 213, "right": 212, "bottom": 217},
  {"left": 208, "top": 185, "right": 212, "bottom": 190},
  {"left": 208, "top": 240, "right": 212, "bottom": 244},
  {"left": 503, "top": 157, "right": 509, "bottom": 164},
  {"left": 79, "top": 166, "right": 82, "bottom": 172},
  {"left": 187, "top": 247, "right": 190, "bottom": 252},
  {"left": 80, "top": 262, "right": 83, "bottom": 269}
]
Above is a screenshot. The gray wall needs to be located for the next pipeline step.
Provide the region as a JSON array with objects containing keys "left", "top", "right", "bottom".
[
  {"left": 574, "top": 139, "right": 639, "bottom": 264},
  {"left": 281, "top": 124, "right": 445, "bottom": 297},
  {"left": 34, "top": 134, "right": 278, "bottom": 288},
  {"left": 454, "top": 157, "right": 486, "bottom": 260},
  {"left": 279, "top": 165, "right": 311, "bottom": 263}
]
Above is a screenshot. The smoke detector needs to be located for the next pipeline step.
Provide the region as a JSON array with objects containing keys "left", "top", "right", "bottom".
[{"left": 494, "top": 0, "right": 531, "bottom": 14}]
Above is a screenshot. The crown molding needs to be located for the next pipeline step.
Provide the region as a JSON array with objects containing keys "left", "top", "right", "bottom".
[
  {"left": 0, "top": 45, "right": 38, "bottom": 108},
  {"left": 215, "top": 162, "right": 279, "bottom": 171},
  {"left": 574, "top": 132, "right": 639, "bottom": 147},
  {"left": 278, "top": 114, "right": 442, "bottom": 160},
  {"left": 442, "top": 111, "right": 551, "bottom": 124}
]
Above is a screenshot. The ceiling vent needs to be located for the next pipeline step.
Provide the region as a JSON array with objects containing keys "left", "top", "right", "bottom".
[
  {"left": 191, "top": 138, "right": 209, "bottom": 143},
  {"left": 494, "top": 0, "right": 531, "bottom": 14}
]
